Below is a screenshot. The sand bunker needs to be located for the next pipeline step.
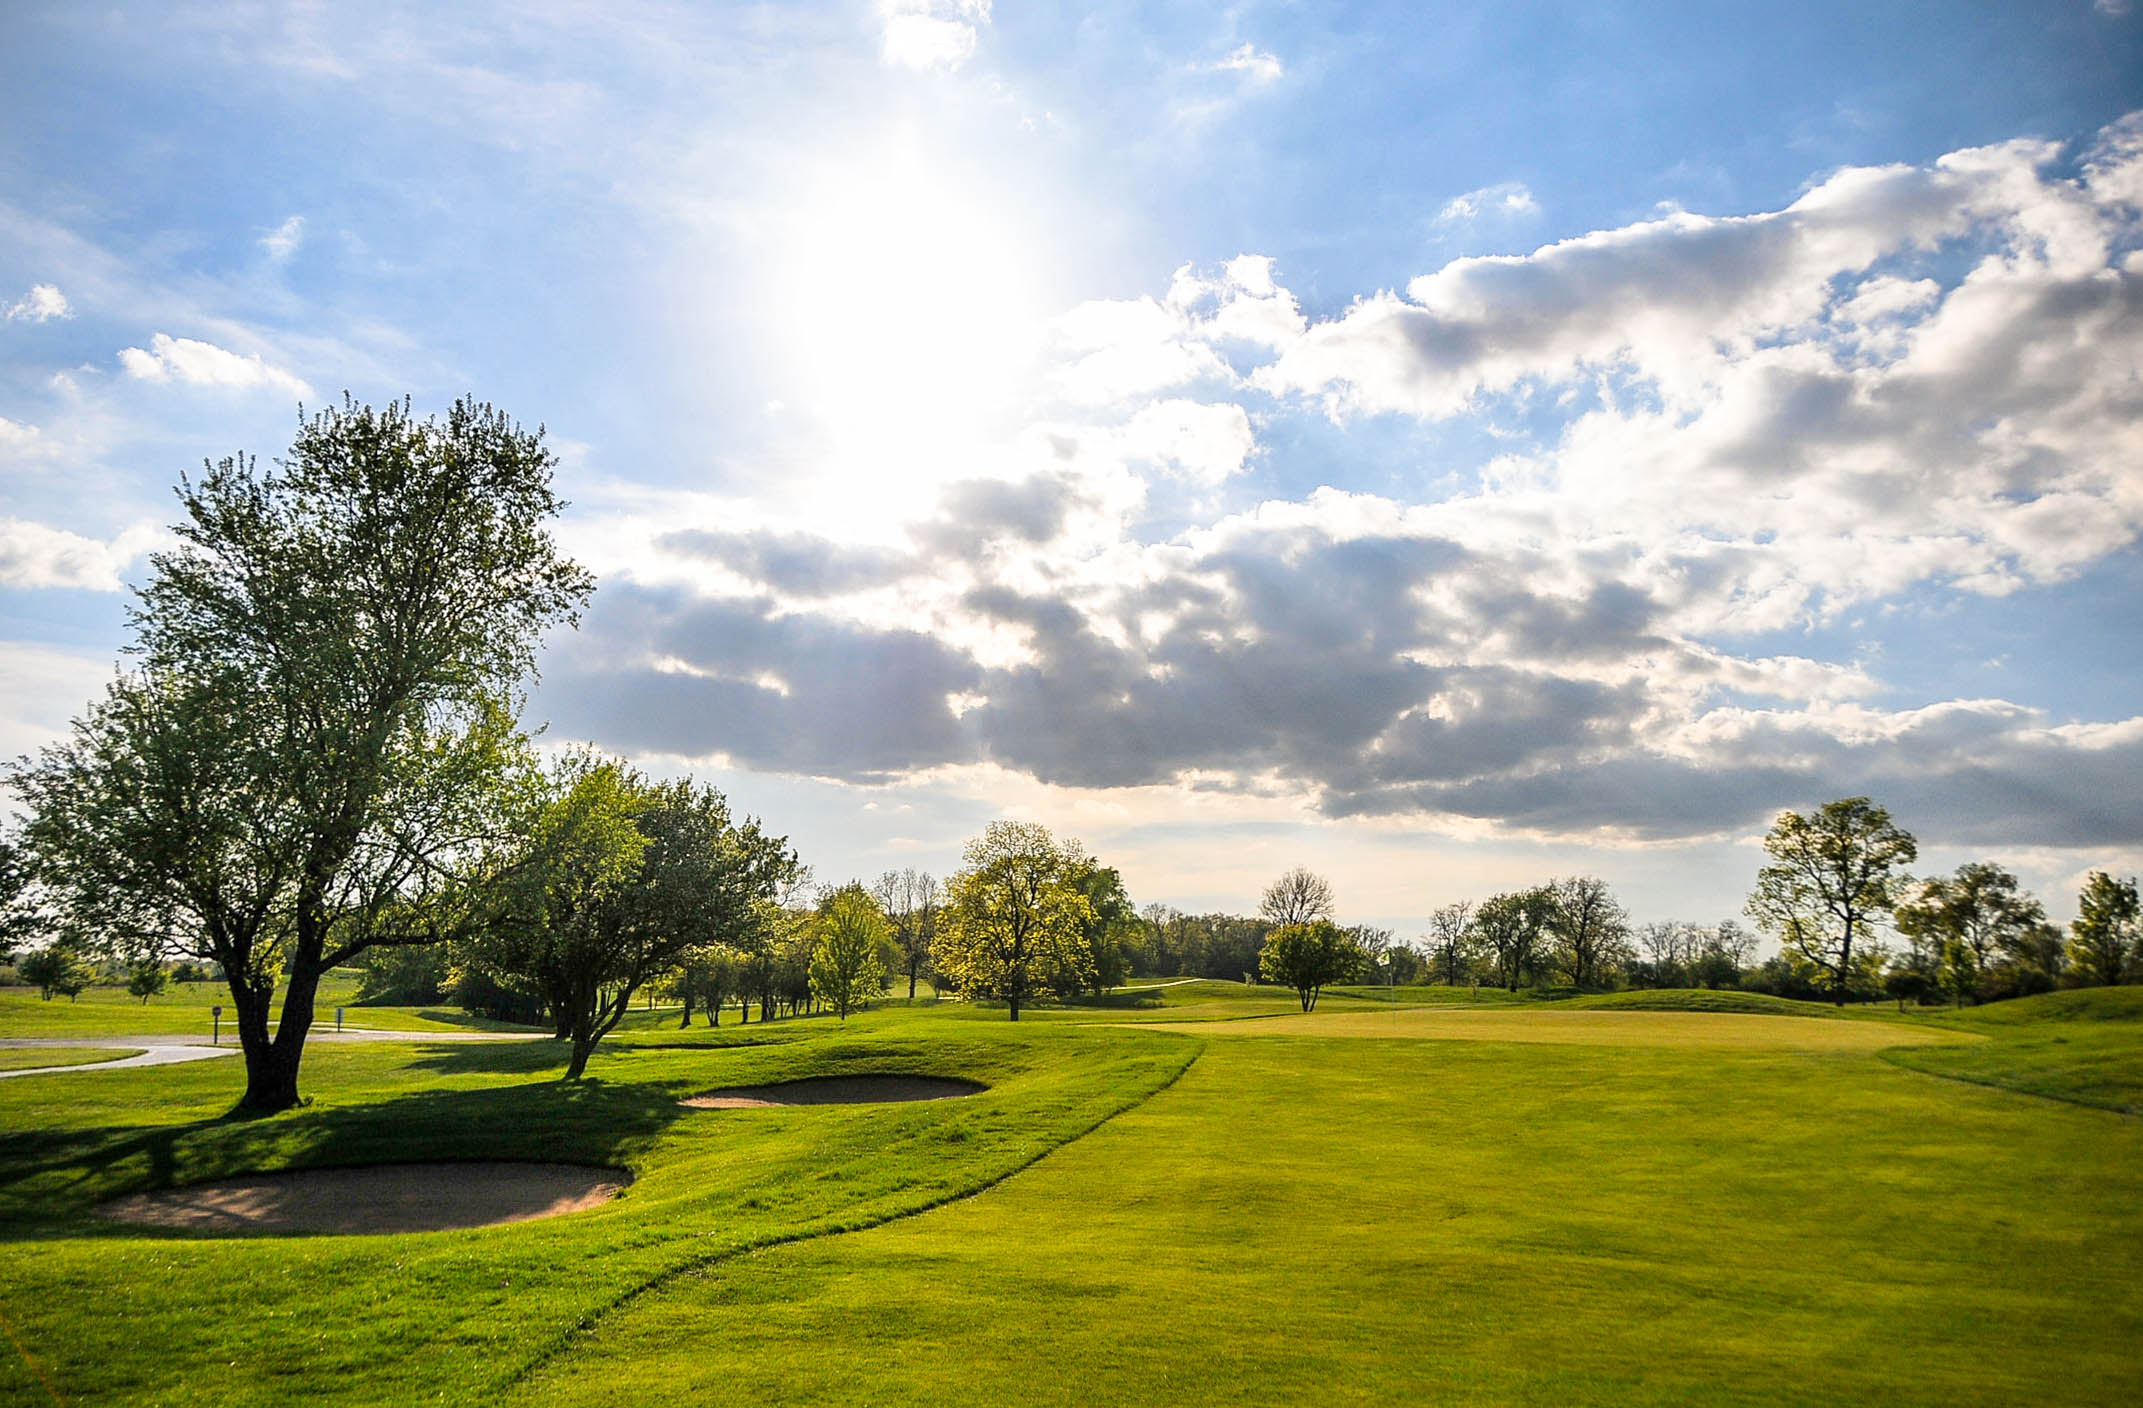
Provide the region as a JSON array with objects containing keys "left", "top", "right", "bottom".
[
  {"left": 682, "top": 1074, "right": 984, "bottom": 1109},
  {"left": 99, "top": 1161, "right": 631, "bottom": 1235}
]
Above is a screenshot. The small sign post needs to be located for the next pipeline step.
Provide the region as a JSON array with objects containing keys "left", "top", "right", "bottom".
[
  {"left": 212, "top": 1004, "right": 223, "bottom": 1046},
  {"left": 336, "top": 1007, "right": 344, "bottom": 1033}
]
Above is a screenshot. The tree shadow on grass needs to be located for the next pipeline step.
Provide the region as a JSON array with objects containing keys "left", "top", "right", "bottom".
[{"left": 0, "top": 1076, "right": 684, "bottom": 1240}]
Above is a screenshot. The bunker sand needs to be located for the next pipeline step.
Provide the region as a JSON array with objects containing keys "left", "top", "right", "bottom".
[
  {"left": 99, "top": 1161, "right": 630, "bottom": 1235},
  {"left": 682, "top": 1074, "right": 984, "bottom": 1108},
  {"left": 1142, "top": 1007, "right": 1966, "bottom": 1050}
]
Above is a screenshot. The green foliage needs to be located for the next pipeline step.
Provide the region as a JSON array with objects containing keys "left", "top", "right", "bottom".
[
  {"left": 810, "top": 884, "right": 890, "bottom": 1020},
  {"left": 1896, "top": 862, "right": 2053, "bottom": 1004},
  {"left": 124, "top": 961, "right": 168, "bottom": 1004},
  {"left": 1471, "top": 888, "right": 1553, "bottom": 990},
  {"left": 935, "top": 821, "right": 1096, "bottom": 1019},
  {"left": 2067, "top": 871, "right": 2139, "bottom": 987},
  {"left": 1256, "top": 919, "right": 1366, "bottom": 1010},
  {"left": 1064, "top": 857, "right": 1137, "bottom": 995},
  {"left": 872, "top": 868, "right": 940, "bottom": 1000},
  {"left": 10, "top": 396, "right": 589, "bottom": 1111},
  {"left": 354, "top": 942, "right": 451, "bottom": 1006},
  {"left": 17, "top": 945, "right": 92, "bottom": 1001},
  {"left": 1746, "top": 796, "right": 1917, "bottom": 1005},
  {"left": 1543, "top": 875, "right": 1632, "bottom": 989}
]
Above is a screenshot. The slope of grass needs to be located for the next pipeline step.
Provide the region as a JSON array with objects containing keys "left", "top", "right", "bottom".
[
  {"left": 0, "top": 1019, "right": 1193, "bottom": 1406},
  {"left": 1882, "top": 987, "right": 2143, "bottom": 1114},
  {"left": 1141, "top": 1004, "right": 1958, "bottom": 1050},
  {"left": 514, "top": 1018, "right": 2142, "bottom": 1408}
]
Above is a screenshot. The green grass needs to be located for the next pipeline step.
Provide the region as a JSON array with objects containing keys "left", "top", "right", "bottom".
[
  {"left": 0, "top": 1046, "right": 137, "bottom": 1073},
  {"left": 1, "top": 988, "right": 2137, "bottom": 1406},
  {"left": 1881, "top": 987, "right": 2143, "bottom": 1114},
  {"left": 518, "top": 1015, "right": 2141, "bottom": 1408},
  {"left": 0, "top": 978, "right": 544, "bottom": 1038}
]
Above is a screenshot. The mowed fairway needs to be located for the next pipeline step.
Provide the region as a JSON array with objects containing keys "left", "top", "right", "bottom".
[
  {"left": 518, "top": 1007, "right": 2140, "bottom": 1408},
  {"left": 1142, "top": 1005, "right": 1964, "bottom": 1050},
  {"left": 1, "top": 994, "right": 2137, "bottom": 1406}
]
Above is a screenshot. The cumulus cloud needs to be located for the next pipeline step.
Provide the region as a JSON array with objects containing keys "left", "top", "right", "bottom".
[
  {"left": 879, "top": 0, "right": 990, "bottom": 70},
  {"left": 0, "top": 517, "right": 162, "bottom": 591},
  {"left": 1435, "top": 181, "right": 1538, "bottom": 223},
  {"left": 4, "top": 283, "right": 71, "bottom": 322},
  {"left": 555, "top": 114, "right": 2143, "bottom": 852},
  {"left": 118, "top": 333, "right": 312, "bottom": 397}
]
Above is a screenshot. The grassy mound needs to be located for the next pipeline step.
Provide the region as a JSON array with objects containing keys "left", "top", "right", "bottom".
[{"left": 1563, "top": 988, "right": 1862, "bottom": 1018}]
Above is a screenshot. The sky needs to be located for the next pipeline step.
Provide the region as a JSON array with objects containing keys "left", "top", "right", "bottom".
[{"left": 2, "top": 1, "right": 2141, "bottom": 939}]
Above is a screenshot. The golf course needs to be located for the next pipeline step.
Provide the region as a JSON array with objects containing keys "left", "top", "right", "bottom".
[{"left": 1, "top": 979, "right": 2136, "bottom": 1406}]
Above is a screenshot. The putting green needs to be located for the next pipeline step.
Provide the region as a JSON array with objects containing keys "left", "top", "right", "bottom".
[{"left": 1141, "top": 1005, "right": 1964, "bottom": 1050}]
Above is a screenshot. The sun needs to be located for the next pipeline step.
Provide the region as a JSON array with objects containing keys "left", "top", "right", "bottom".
[{"left": 764, "top": 139, "right": 1052, "bottom": 523}]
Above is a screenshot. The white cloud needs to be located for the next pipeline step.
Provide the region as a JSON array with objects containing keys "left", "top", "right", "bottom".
[
  {"left": 1120, "top": 399, "right": 1256, "bottom": 485},
  {"left": 0, "top": 517, "right": 163, "bottom": 592},
  {"left": 117, "top": 333, "right": 312, "bottom": 397},
  {"left": 0, "top": 642, "right": 120, "bottom": 761},
  {"left": 0, "top": 417, "right": 38, "bottom": 451},
  {"left": 260, "top": 215, "right": 306, "bottom": 261},
  {"left": 1206, "top": 43, "right": 1283, "bottom": 83},
  {"left": 1435, "top": 181, "right": 1539, "bottom": 223},
  {"left": 4, "top": 283, "right": 71, "bottom": 322},
  {"left": 879, "top": 0, "right": 991, "bottom": 70}
]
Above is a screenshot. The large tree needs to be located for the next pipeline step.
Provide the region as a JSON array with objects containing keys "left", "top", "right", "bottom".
[
  {"left": 1746, "top": 797, "right": 1917, "bottom": 1006},
  {"left": 1258, "top": 920, "right": 1366, "bottom": 1011},
  {"left": 2068, "top": 872, "right": 2139, "bottom": 987},
  {"left": 15, "top": 398, "right": 590, "bottom": 1110},
  {"left": 935, "top": 822, "right": 1094, "bottom": 1020},
  {"left": 1546, "top": 876, "right": 1631, "bottom": 989},
  {"left": 1473, "top": 889, "right": 1551, "bottom": 991}
]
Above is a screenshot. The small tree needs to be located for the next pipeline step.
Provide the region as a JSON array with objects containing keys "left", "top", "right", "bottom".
[
  {"left": 1746, "top": 798, "right": 1917, "bottom": 1006},
  {"left": 935, "top": 822, "right": 1094, "bottom": 1020},
  {"left": 1258, "top": 920, "right": 1365, "bottom": 1010},
  {"left": 871, "top": 868, "right": 939, "bottom": 1000},
  {"left": 810, "top": 885, "right": 890, "bottom": 1020},
  {"left": 1260, "top": 867, "right": 1335, "bottom": 927},
  {"left": 18, "top": 945, "right": 92, "bottom": 1001},
  {"left": 1473, "top": 889, "right": 1551, "bottom": 990},
  {"left": 126, "top": 961, "right": 169, "bottom": 1004},
  {"left": 2068, "top": 872, "right": 2140, "bottom": 987}
]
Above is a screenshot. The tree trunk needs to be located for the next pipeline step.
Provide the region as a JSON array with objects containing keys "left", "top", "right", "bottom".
[
  {"left": 707, "top": 999, "right": 721, "bottom": 1027},
  {"left": 1008, "top": 991, "right": 1021, "bottom": 1021},
  {"left": 678, "top": 993, "right": 694, "bottom": 1028},
  {"left": 908, "top": 967, "right": 918, "bottom": 1001}
]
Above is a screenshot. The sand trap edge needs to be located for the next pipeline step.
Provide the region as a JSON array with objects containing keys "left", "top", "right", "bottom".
[
  {"left": 97, "top": 1160, "right": 633, "bottom": 1236},
  {"left": 682, "top": 1074, "right": 986, "bottom": 1109}
]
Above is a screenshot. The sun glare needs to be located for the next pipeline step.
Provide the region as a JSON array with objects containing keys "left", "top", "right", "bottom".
[{"left": 766, "top": 144, "right": 1050, "bottom": 526}]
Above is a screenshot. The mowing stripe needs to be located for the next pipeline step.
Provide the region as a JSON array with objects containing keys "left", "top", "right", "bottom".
[
  {"left": 0, "top": 1302, "right": 66, "bottom": 1407},
  {"left": 501, "top": 1032, "right": 1207, "bottom": 1396}
]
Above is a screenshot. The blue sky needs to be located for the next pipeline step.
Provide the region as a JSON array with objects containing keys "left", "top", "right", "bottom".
[{"left": 3, "top": 1, "right": 2140, "bottom": 935}]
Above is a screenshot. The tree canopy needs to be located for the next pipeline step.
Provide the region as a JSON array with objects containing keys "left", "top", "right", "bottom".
[
  {"left": 810, "top": 884, "right": 890, "bottom": 1020},
  {"left": 2068, "top": 872, "right": 2139, "bottom": 987},
  {"left": 13, "top": 398, "right": 591, "bottom": 1110},
  {"left": 934, "top": 822, "right": 1095, "bottom": 1020},
  {"left": 1746, "top": 797, "right": 1916, "bottom": 1005},
  {"left": 1258, "top": 920, "right": 1365, "bottom": 1011}
]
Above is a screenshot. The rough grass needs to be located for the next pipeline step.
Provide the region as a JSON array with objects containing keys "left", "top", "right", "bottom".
[{"left": 1882, "top": 987, "right": 2143, "bottom": 1114}]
